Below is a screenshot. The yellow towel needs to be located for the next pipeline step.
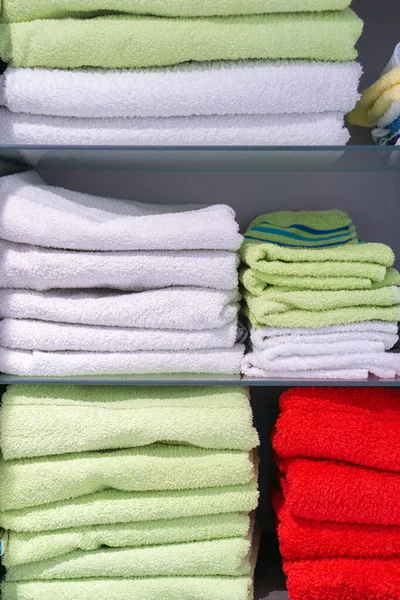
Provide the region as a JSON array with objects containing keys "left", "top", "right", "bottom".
[{"left": 348, "top": 67, "right": 400, "bottom": 127}]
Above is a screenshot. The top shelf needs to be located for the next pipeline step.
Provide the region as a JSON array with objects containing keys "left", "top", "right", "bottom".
[{"left": 1, "top": 145, "right": 400, "bottom": 173}]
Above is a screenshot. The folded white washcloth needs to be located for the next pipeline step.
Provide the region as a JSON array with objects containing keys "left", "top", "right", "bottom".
[
  {"left": 0, "top": 172, "right": 242, "bottom": 251},
  {"left": 0, "top": 345, "right": 245, "bottom": 376},
  {"left": 243, "top": 368, "right": 396, "bottom": 380},
  {"left": 252, "top": 322, "right": 399, "bottom": 337},
  {"left": 0, "top": 319, "right": 238, "bottom": 352},
  {"left": 247, "top": 340, "right": 386, "bottom": 360},
  {"left": 0, "top": 62, "right": 362, "bottom": 119},
  {"left": 0, "top": 240, "right": 238, "bottom": 291},
  {"left": 251, "top": 329, "right": 399, "bottom": 351},
  {"left": 0, "top": 109, "right": 350, "bottom": 146},
  {"left": 0, "top": 288, "right": 239, "bottom": 330}
]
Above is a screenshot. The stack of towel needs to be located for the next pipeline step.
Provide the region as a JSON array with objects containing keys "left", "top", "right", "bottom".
[
  {"left": 0, "top": 171, "right": 245, "bottom": 376},
  {"left": 0, "top": 384, "right": 260, "bottom": 600},
  {"left": 240, "top": 209, "right": 400, "bottom": 379},
  {"left": 0, "top": 0, "right": 363, "bottom": 145},
  {"left": 349, "top": 43, "right": 400, "bottom": 147},
  {"left": 272, "top": 386, "right": 400, "bottom": 600}
]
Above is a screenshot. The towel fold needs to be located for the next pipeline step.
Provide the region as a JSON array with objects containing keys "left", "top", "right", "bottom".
[
  {"left": 348, "top": 66, "right": 400, "bottom": 127},
  {"left": 0, "top": 172, "right": 242, "bottom": 251},
  {"left": 0, "top": 62, "right": 362, "bottom": 119},
  {"left": 4, "top": 512, "right": 251, "bottom": 567},
  {"left": 0, "top": 445, "right": 255, "bottom": 510},
  {"left": 273, "top": 387, "right": 400, "bottom": 471},
  {"left": 1, "top": 0, "right": 353, "bottom": 21},
  {"left": 0, "top": 385, "right": 259, "bottom": 459},
  {"left": 0, "top": 483, "right": 259, "bottom": 533},
  {"left": 0, "top": 11, "right": 363, "bottom": 69},
  {"left": 0, "top": 288, "right": 239, "bottom": 330},
  {"left": 243, "top": 367, "right": 395, "bottom": 380},
  {"left": 0, "top": 109, "right": 351, "bottom": 146},
  {"left": 251, "top": 321, "right": 399, "bottom": 338},
  {"left": 0, "top": 345, "right": 245, "bottom": 376},
  {"left": 0, "top": 240, "right": 238, "bottom": 291},
  {"left": 251, "top": 329, "right": 399, "bottom": 351}
]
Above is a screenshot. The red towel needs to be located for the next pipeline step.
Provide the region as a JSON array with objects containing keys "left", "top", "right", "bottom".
[
  {"left": 283, "top": 457, "right": 400, "bottom": 526},
  {"left": 272, "top": 387, "right": 400, "bottom": 472},
  {"left": 272, "top": 490, "right": 400, "bottom": 561},
  {"left": 284, "top": 557, "right": 400, "bottom": 600}
]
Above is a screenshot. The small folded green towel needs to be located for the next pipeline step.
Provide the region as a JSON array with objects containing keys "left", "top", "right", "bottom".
[
  {"left": 0, "top": 445, "right": 255, "bottom": 511},
  {"left": 1, "top": 0, "right": 352, "bottom": 21},
  {"left": 3, "top": 513, "right": 251, "bottom": 568},
  {"left": 0, "top": 10, "right": 363, "bottom": 69},
  {"left": 0, "top": 385, "right": 258, "bottom": 460},
  {"left": 0, "top": 483, "right": 259, "bottom": 533}
]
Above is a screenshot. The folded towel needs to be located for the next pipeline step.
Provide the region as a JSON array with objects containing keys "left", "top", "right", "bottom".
[
  {"left": 273, "top": 387, "right": 400, "bottom": 471},
  {"left": 0, "top": 288, "right": 239, "bottom": 330},
  {"left": 0, "top": 385, "right": 259, "bottom": 459},
  {"left": 1, "top": 0, "right": 353, "bottom": 21},
  {"left": 0, "top": 12, "right": 363, "bottom": 69},
  {"left": 251, "top": 329, "right": 399, "bottom": 351},
  {"left": 251, "top": 321, "right": 399, "bottom": 338},
  {"left": 0, "top": 240, "right": 238, "bottom": 291},
  {"left": 0, "top": 62, "right": 362, "bottom": 118},
  {"left": 4, "top": 512, "right": 251, "bottom": 567},
  {"left": 0, "top": 345, "right": 245, "bottom": 376},
  {"left": 243, "top": 367, "right": 395, "bottom": 380},
  {"left": 0, "top": 483, "right": 259, "bottom": 533},
  {"left": 247, "top": 340, "right": 386, "bottom": 359},
  {"left": 348, "top": 66, "right": 400, "bottom": 127},
  {"left": 0, "top": 319, "right": 239, "bottom": 352},
  {"left": 282, "top": 458, "right": 400, "bottom": 526},
  {"left": 0, "top": 445, "right": 255, "bottom": 510},
  {"left": 273, "top": 491, "right": 400, "bottom": 561},
  {"left": 0, "top": 172, "right": 242, "bottom": 251},
  {"left": 6, "top": 537, "right": 251, "bottom": 581},
  {"left": 283, "top": 557, "right": 400, "bottom": 600},
  {"left": 0, "top": 109, "right": 351, "bottom": 146},
  {"left": 2, "top": 576, "right": 254, "bottom": 600}
]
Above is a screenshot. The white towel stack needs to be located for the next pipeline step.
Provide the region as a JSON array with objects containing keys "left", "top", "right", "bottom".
[{"left": 0, "top": 172, "right": 244, "bottom": 376}]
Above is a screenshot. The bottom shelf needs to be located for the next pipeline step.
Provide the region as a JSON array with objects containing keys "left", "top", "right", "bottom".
[{"left": 255, "top": 534, "right": 288, "bottom": 600}]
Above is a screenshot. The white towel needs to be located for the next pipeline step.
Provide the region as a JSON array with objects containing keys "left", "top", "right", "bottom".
[
  {"left": 382, "top": 42, "right": 400, "bottom": 75},
  {"left": 0, "top": 172, "right": 242, "bottom": 251},
  {"left": 0, "top": 109, "right": 350, "bottom": 146},
  {"left": 247, "top": 340, "right": 387, "bottom": 359},
  {"left": 0, "top": 319, "right": 238, "bottom": 352},
  {"left": 252, "top": 322, "right": 399, "bottom": 337},
  {"left": 0, "top": 62, "right": 362, "bottom": 119},
  {"left": 243, "top": 368, "right": 395, "bottom": 380},
  {"left": 0, "top": 288, "right": 239, "bottom": 330},
  {"left": 0, "top": 345, "right": 245, "bottom": 376},
  {"left": 0, "top": 240, "right": 238, "bottom": 291}
]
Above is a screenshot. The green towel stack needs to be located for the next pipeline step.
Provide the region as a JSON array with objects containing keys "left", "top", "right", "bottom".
[
  {"left": 0, "top": 385, "right": 260, "bottom": 600},
  {"left": 240, "top": 210, "right": 400, "bottom": 379}
]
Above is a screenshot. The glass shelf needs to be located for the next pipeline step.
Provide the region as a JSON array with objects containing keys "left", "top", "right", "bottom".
[{"left": 0, "top": 145, "right": 400, "bottom": 173}]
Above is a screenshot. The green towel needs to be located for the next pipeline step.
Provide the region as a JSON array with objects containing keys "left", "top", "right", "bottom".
[
  {"left": 0, "top": 445, "right": 255, "bottom": 511},
  {"left": 240, "top": 266, "right": 400, "bottom": 294},
  {"left": 3, "top": 513, "right": 251, "bottom": 568},
  {"left": 0, "top": 10, "right": 363, "bottom": 69},
  {"left": 1, "top": 0, "right": 352, "bottom": 21},
  {"left": 0, "top": 385, "right": 258, "bottom": 460},
  {"left": 0, "top": 483, "right": 259, "bottom": 533},
  {"left": 6, "top": 537, "right": 251, "bottom": 581},
  {"left": 2, "top": 577, "right": 253, "bottom": 600}
]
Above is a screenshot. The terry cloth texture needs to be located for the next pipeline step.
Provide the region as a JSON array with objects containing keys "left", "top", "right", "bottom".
[
  {"left": 0, "top": 445, "right": 255, "bottom": 510},
  {"left": 0, "top": 385, "right": 259, "bottom": 459},
  {"left": 0, "top": 345, "right": 245, "bottom": 376},
  {"left": 0, "top": 172, "right": 243, "bottom": 251},
  {"left": 0, "top": 482, "right": 259, "bottom": 533},
  {"left": 3, "top": 513, "right": 252, "bottom": 567},
  {"left": 273, "top": 387, "right": 400, "bottom": 471},
  {"left": 348, "top": 66, "right": 400, "bottom": 127},
  {"left": 0, "top": 11, "right": 363, "bottom": 69},
  {"left": 0, "top": 288, "right": 239, "bottom": 330},
  {"left": 0, "top": 62, "right": 362, "bottom": 119},
  {"left": 282, "top": 457, "right": 400, "bottom": 526},
  {"left": 0, "top": 109, "right": 351, "bottom": 146},
  {"left": 0, "top": 240, "right": 239, "bottom": 291},
  {"left": 0, "top": 0, "right": 353, "bottom": 21},
  {"left": 251, "top": 321, "right": 399, "bottom": 338}
]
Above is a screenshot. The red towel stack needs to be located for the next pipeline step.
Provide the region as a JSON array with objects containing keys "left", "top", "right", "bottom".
[{"left": 272, "top": 386, "right": 400, "bottom": 600}]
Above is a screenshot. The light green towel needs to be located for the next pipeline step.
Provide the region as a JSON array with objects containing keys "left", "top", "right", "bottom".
[
  {"left": 6, "top": 537, "right": 251, "bottom": 581},
  {"left": 0, "top": 11, "right": 363, "bottom": 69},
  {"left": 3, "top": 513, "right": 251, "bottom": 567},
  {"left": 0, "top": 385, "right": 258, "bottom": 460},
  {"left": 0, "top": 483, "right": 259, "bottom": 533},
  {"left": 0, "top": 445, "right": 255, "bottom": 511},
  {"left": 240, "top": 266, "right": 400, "bottom": 294},
  {"left": 1, "top": 0, "right": 352, "bottom": 21},
  {"left": 2, "top": 577, "right": 253, "bottom": 600}
]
